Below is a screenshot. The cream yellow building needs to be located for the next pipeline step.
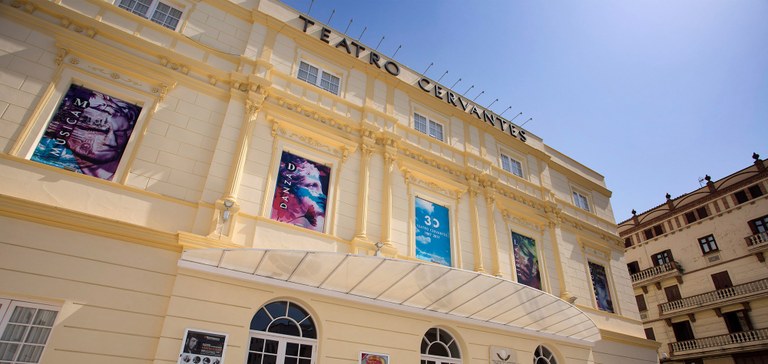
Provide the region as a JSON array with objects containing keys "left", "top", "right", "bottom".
[
  {"left": 0, "top": 0, "right": 658, "bottom": 363},
  {"left": 620, "top": 155, "right": 768, "bottom": 364}
]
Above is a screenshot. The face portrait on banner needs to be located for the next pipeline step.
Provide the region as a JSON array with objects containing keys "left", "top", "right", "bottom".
[
  {"left": 31, "top": 84, "right": 141, "bottom": 181},
  {"left": 589, "top": 262, "right": 614, "bottom": 312},
  {"left": 178, "top": 329, "right": 227, "bottom": 364},
  {"left": 360, "top": 352, "right": 389, "bottom": 364},
  {"left": 270, "top": 151, "right": 331, "bottom": 232},
  {"left": 512, "top": 232, "right": 541, "bottom": 289},
  {"left": 415, "top": 197, "right": 452, "bottom": 266}
]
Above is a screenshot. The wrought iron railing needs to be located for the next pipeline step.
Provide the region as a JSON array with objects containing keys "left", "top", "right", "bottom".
[
  {"left": 745, "top": 231, "right": 768, "bottom": 248},
  {"left": 630, "top": 261, "right": 681, "bottom": 283},
  {"left": 671, "top": 328, "right": 768, "bottom": 354},
  {"left": 660, "top": 278, "right": 768, "bottom": 315}
]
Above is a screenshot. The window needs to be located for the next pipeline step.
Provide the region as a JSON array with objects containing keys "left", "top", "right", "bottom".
[
  {"left": 533, "top": 345, "right": 558, "bottom": 364},
  {"left": 117, "top": 0, "right": 183, "bottom": 30},
  {"left": 698, "top": 234, "right": 718, "bottom": 254},
  {"left": 664, "top": 285, "right": 682, "bottom": 302},
  {"left": 723, "top": 310, "right": 753, "bottom": 333},
  {"left": 734, "top": 184, "right": 764, "bottom": 205},
  {"left": 588, "top": 261, "right": 614, "bottom": 313},
  {"left": 749, "top": 215, "right": 768, "bottom": 234},
  {"left": 572, "top": 190, "right": 590, "bottom": 212},
  {"left": 651, "top": 249, "right": 673, "bottom": 266},
  {"left": 635, "top": 294, "right": 647, "bottom": 312},
  {"left": 643, "top": 224, "right": 665, "bottom": 239},
  {"left": 624, "top": 237, "right": 633, "bottom": 248},
  {"left": 672, "top": 321, "right": 695, "bottom": 342},
  {"left": 414, "top": 113, "right": 444, "bottom": 141},
  {"left": 627, "top": 261, "right": 640, "bottom": 275},
  {"left": 247, "top": 301, "right": 317, "bottom": 364},
  {"left": 420, "top": 328, "right": 461, "bottom": 364},
  {"left": 297, "top": 61, "right": 341, "bottom": 95},
  {"left": 0, "top": 299, "right": 59, "bottom": 364},
  {"left": 684, "top": 206, "right": 709, "bottom": 224},
  {"left": 500, "top": 154, "right": 524, "bottom": 178},
  {"left": 644, "top": 327, "right": 656, "bottom": 341},
  {"left": 711, "top": 271, "right": 733, "bottom": 290}
]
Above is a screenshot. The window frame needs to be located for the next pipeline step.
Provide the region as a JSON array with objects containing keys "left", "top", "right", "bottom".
[
  {"left": 499, "top": 152, "right": 525, "bottom": 178},
  {"left": 588, "top": 260, "right": 615, "bottom": 313},
  {"left": 420, "top": 327, "right": 461, "bottom": 364},
  {"left": 571, "top": 187, "right": 591, "bottom": 212},
  {"left": 698, "top": 234, "right": 719, "bottom": 255},
  {"left": 116, "top": 0, "right": 185, "bottom": 30},
  {"left": 0, "top": 299, "right": 60, "bottom": 364},
  {"left": 748, "top": 214, "right": 768, "bottom": 234},
  {"left": 413, "top": 112, "right": 445, "bottom": 141},
  {"left": 247, "top": 301, "right": 317, "bottom": 364},
  {"left": 297, "top": 60, "right": 342, "bottom": 96},
  {"left": 651, "top": 249, "right": 673, "bottom": 266}
]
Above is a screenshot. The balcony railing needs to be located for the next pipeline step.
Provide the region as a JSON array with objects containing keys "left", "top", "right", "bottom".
[
  {"left": 660, "top": 278, "right": 768, "bottom": 315},
  {"left": 631, "top": 261, "right": 682, "bottom": 283},
  {"left": 746, "top": 232, "right": 768, "bottom": 248},
  {"left": 671, "top": 328, "right": 768, "bottom": 354}
]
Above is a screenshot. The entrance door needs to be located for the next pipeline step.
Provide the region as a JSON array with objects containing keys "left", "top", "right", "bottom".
[{"left": 672, "top": 321, "right": 695, "bottom": 342}]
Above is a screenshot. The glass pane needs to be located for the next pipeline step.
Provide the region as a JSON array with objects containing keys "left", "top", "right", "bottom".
[
  {"left": 251, "top": 308, "right": 271, "bottom": 331},
  {"left": 1, "top": 324, "right": 27, "bottom": 341},
  {"left": 427, "top": 343, "right": 449, "bottom": 357},
  {"left": 16, "top": 344, "right": 43, "bottom": 363},
  {"left": 265, "top": 302, "right": 287, "bottom": 320},
  {"left": 263, "top": 354, "right": 277, "bottom": 364},
  {"left": 286, "top": 342, "right": 298, "bottom": 356},
  {"left": 299, "top": 359, "right": 311, "bottom": 364},
  {"left": 0, "top": 343, "right": 19, "bottom": 361},
  {"left": 414, "top": 113, "right": 427, "bottom": 134},
  {"left": 424, "top": 328, "right": 437, "bottom": 344},
  {"left": 250, "top": 337, "right": 264, "bottom": 351},
  {"left": 447, "top": 340, "right": 460, "bottom": 358},
  {"left": 284, "top": 358, "right": 298, "bottom": 364},
  {"left": 32, "top": 310, "right": 57, "bottom": 327},
  {"left": 268, "top": 318, "right": 300, "bottom": 337},
  {"left": 298, "top": 317, "right": 316, "bottom": 339},
  {"left": 24, "top": 327, "right": 50, "bottom": 344},
  {"left": 10, "top": 307, "right": 35, "bottom": 324},
  {"left": 286, "top": 304, "right": 307, "bottom": 324},
  {"left": 247, "top": 352, "right": 261, "bottom": 364},
  {"left": 264, "top": 339, "right": 279, "bottom": 354},
  {"left": 299, "top": 344, "right": 312, "bottom": 357}
]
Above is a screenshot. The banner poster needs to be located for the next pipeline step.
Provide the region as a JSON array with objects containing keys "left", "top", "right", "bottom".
[
  {"left": 415, "top": 197, "right": 451, "bottom": 266},
  {"left": 360, "top": 351, "right": 389, "bottom": 364},
  {"left": 178, "top": 329, "right": 227, "bottom": 364},
  {"left": 589, "top": 261, "right": 614, "bottom": 312},
  {"left": 270, "top": 151, "right": 330, "bottom": 232},
  {"left": 31, "top": 84, "right": 141, "bottom": 181},
  {"left": 511, "top": 232, "right": 541, "bottom": 289}
]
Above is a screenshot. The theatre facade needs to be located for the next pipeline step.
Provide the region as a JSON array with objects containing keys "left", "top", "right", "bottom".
[{"left": 0, "top": 0, "right": 658, "bottom": 363}]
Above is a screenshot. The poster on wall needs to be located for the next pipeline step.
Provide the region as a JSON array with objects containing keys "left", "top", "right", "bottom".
[
  {"left": 360, "top": 351, "right": 389, "bottom": 364},
  {"left": 31, "top": 84, "right": 142, "bottom": 181},
  {"left": 415, "top": 197, "right": 451, "bottom": 266},
  {"left": 589, "top": 261, "right": 614, "bottom": 312},
  {"left": 512, "top": 232, "right": 541, "bottom": 289},
  {"left": 178, "top": 329, "right": 227, "bottom": 364},
  {"left": 270, "top": 151, "right": 331, "bottom": 232}
]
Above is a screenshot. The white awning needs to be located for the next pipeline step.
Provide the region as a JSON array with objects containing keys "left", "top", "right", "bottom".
[{"left": 179, "top": 249, "right": 601, "bottom": 345}]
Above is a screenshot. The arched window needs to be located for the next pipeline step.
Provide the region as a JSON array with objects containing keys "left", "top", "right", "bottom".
[
  {"left": 533, "top": 345, "right": 557, "bottom": 364},
  {"left": 247, "top": 301, "right": 317, "bottom": 364},
  {"left": 420, "top": 327, "right": 461, "bottom": 364}
]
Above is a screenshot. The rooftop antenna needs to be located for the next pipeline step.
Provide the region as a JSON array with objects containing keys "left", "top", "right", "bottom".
[
  {"left": 473, "top": 90, "right": 485, "bottom": 101},
  {"left": 520, "top": 117, "right": 533, "bottom": 127},
  {"left": 437, "top": 70, "right": 448, "bottom": 83},
  {"left": 392, "top": 44, "right": 402, "bottom": 58},
  {"left": 307, "top": 0, "right": 314, "bottom": 15},
  {"left": 499, "top": 106, "right": 512, "bottom": 117},
  {"left": 464, "top": 84, "right": 474, "bottom": 94},
  {"left": 451, "top": 78, "right": 462, "bottom": 89},
  {"left": 327, "top": 9, "right": 335, "bottom": 23},
  {"left": 509, "top": 112, "right": 523, "bottom": 122},
  {"left": 698, "top": 176, "right": 706, "bottom": 187},
  {"left": 422, "top": 62, "right": 434, "bottom": 75},
  {"left": 375, "top": 35, "right": 385, "bottom": 50},
  {"left": 344, "top": 18, "right": 353, "bottom": 33},
  {"left": 487, "top": 98, "right": 498, "bottom": 108},
  {"left": 358, "top": 26, "right": 367, "bottom": 40}
]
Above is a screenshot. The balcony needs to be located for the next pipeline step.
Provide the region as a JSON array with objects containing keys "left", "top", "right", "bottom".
[
  {"left": 660, "top": 278, "right": 768, "bottom": 316},
  {"left": 631, "top": 261, "right": 683, "bottom": 290},
  {"left": 745, "top": 232, "right": 768, "bottom": 262},
  {"left": 669, "top": 328, "right": 768, "bottom": 359}
]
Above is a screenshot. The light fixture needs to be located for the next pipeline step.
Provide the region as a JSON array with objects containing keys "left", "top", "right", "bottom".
[
  {"left": 222, "top": 199, "right": 235, "bottom": 222},
  {"left": 374, "top": 242, "right": 384, "bottom": 256}
]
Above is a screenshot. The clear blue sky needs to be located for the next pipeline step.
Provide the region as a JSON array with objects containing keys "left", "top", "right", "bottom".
[{"left": 279, "top": 0, "right": 768, "bottom": 222}]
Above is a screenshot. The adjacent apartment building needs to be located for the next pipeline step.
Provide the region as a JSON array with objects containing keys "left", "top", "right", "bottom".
[
  {"left": 0, "top": 0, "right": 658, "bottom": 363},
  {"left": 619, "top": 154, "right": 768, "bottom": 364}
]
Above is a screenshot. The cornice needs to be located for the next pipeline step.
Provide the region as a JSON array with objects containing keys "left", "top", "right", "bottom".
[{"left": 599, "top": 329, "right": 661, "bottom": 349}]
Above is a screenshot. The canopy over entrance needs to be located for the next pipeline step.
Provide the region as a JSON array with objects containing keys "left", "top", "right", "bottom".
[{"left": 180, "top": 249, "right": 600, "bottom": 345}]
